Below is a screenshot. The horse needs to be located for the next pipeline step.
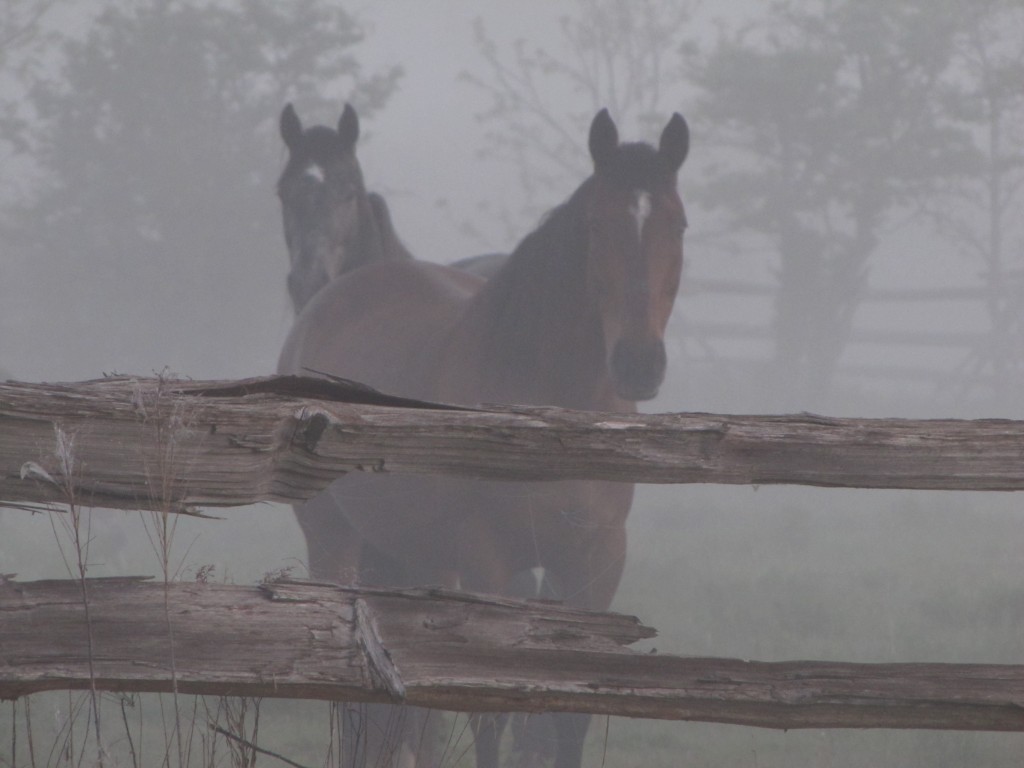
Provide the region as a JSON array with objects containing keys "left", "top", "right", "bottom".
[
  {"left": 277, "top": 102, "right": 510, "bottom": 594},
  {"left": 277, "top": 102, "right": 412, "bottom": 314},
  {"left": 279, "top": 103, "right": 440, "bottom": 766},
  {"left": 449, "top": 251, "right": 508, "bottom": 279},
  {"left": 279, "top": 108, "right": 690, "bottom": 767}
]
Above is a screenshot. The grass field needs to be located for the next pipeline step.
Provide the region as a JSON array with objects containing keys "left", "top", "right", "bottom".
[{"left": 3, "top": 477, "right": 1024, "bottom": 766}]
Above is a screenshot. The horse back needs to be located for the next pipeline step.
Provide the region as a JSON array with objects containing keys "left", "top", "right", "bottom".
[{"left": 278, "top": 260, "right": 484, "bottom": 399}]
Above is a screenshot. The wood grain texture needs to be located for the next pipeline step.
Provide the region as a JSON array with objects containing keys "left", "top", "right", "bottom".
[
  {"left": 3, "top": 376, "right": 1024, "bottom": 513},
  {"left": 3, "top": 577, "right": 1023, "bottom": 731}
]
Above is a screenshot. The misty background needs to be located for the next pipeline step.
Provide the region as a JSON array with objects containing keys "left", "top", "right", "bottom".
[{"left": 1, "top": 0, "right": 1023, "bottom": 766}]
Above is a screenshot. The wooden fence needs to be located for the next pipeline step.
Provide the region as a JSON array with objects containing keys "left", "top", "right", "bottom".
[
  {"left": 2, "top": 374, "right": 1024, "bottom": 731},
  {"left": 680, "top": 278, "right": 1024, "bottom": 396}
]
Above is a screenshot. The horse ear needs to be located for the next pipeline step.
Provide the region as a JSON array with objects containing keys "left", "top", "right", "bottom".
[
  {"left": 338, "top": 103, "right": 359, "bottom": 149},
  {"left": 658, "top": 113, "right": 689, "bottom": 172},
  {"left": 280, "top": 103, "right": 303, "bottom": 150},
  {"left": 588, "top": 108, "right": 619, "bottom": 169}
]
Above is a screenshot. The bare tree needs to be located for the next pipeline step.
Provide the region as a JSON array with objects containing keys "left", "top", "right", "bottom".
[
  {"left": 0, "top": 0, "right": 62, "bottom": 209},
  {"left": 461, "top": 0, "right": 696, "bottom": 245},
  {"left": 685, "top": 0, "right": 978, "bottom": 409},
  {"left": 0, "top": 0, "right": 401, "bottom": 380},
  {"left": 0, "top": 0, "right": 57, "bottom": 52},
  {"left": 932, "top": 0, "right": 1024, "bottom": 406}
]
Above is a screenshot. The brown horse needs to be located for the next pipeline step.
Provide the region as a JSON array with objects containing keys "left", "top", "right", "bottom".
[
  {"left": 278, "top": 101, "right": 484, "bottom": 596},
  {"left": 278, "top": 102, "right": 412, "bottom": 314},
  {"left": 279, "top": 104, "right": 439, "bottom": 766},
  {"left": 279, "top": 109, "right": 689, "bottom": 767}
]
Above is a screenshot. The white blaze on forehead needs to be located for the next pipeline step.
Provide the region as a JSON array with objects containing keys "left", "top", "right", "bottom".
[
  {"left": 630, "top": 190, "right": 652, "bottom": 241},
  {"left": 303, "top": 164, "right": 325, "bottom": 183}
]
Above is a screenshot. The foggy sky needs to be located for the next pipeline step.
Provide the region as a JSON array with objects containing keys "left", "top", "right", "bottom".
[
  {"left": 1, "top": 0, "right": 1012, "bottom": 420},
  {"left": 1, "top": 4, "right": 1023, "bottom": 766}
]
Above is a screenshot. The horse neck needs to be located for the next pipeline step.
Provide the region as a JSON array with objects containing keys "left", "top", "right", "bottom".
[
  {"left": 332, "top": 194, "right": 384, "bottom": 274},
  {"left": 366, "top": 192, "right": 414, "bottom": 263},
  {"left": 465, "top": 186, "right": 618, "bottom": 411}
]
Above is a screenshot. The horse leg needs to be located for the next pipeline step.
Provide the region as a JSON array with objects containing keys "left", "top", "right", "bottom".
[
  {"left": 356, "top": 550, "right": 442, "bottom": 768},
  {"left": 340, "top": 703, "right": 422, "bottom": 768},
  {"left": 533, "top": 524, "right": 627, "bottom": 768},
  {"left": 295, "top": 494, "right": 390, "bottom": 764},
  {"left": 293, "top": 487, "right": 362, "bottom": 583},
  {"left": 471, "top": 712, "right": 508, "bottom": 768},
  {"left": 298, "top": 490, "right": 437, "bottom": 766},
  {"left": 457, "top": 527, "right": 519, "bottom": 768},
  {"left": 566, "top": 524, "right": 628, "bottom": 613}
]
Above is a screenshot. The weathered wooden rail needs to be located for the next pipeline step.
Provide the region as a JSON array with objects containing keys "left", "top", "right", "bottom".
[
  {"left": 3, "top": 375, "right": 1024, "bottom": 515},
  {"left": 3, "top": 375, "right": 1024, "bottom": 731},
  {"left": 3, "top": 576, "right": 1024, "bottom": 732}
]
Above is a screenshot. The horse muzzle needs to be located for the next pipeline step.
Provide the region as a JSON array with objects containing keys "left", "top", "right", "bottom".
[{"left": 610, "top": 336, "right": 667, "bottom": 401}]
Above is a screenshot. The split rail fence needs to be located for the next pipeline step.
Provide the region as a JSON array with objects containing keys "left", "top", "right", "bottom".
[{"left": 2, "top": 375, "right": 1024, "bottom": 731}]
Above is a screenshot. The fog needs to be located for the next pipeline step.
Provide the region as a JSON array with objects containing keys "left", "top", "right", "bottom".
[{"left": 1, "top": 1, "right": 1023, "bottom": 765}]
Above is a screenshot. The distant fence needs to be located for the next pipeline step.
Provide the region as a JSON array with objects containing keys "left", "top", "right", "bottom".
[{"left": 679, "top": 277, "right": 1023, "bottom": 397}]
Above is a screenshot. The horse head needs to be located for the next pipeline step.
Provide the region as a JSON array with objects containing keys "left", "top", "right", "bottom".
[
  {"left": 277, "top": 102, "right": 387, "bottom": 313},
  {"left": 584, "top": 109, "right": 689, "bottom": 401}
]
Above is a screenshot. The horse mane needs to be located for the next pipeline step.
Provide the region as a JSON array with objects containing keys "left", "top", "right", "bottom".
[
  {"left": 366, "top": 192, "right": 414, "bottom": 262},
  {"left": 469, "top": 179, "right": 604, "bottom": 403}
]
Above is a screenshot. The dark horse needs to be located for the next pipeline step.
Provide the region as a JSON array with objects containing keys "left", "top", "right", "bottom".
[
  {"left": 279, "top": 109, "right": 689, "bottom": 767},
  {"left": 278, "top": 102, "right": 412, "bottom": 314}
]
